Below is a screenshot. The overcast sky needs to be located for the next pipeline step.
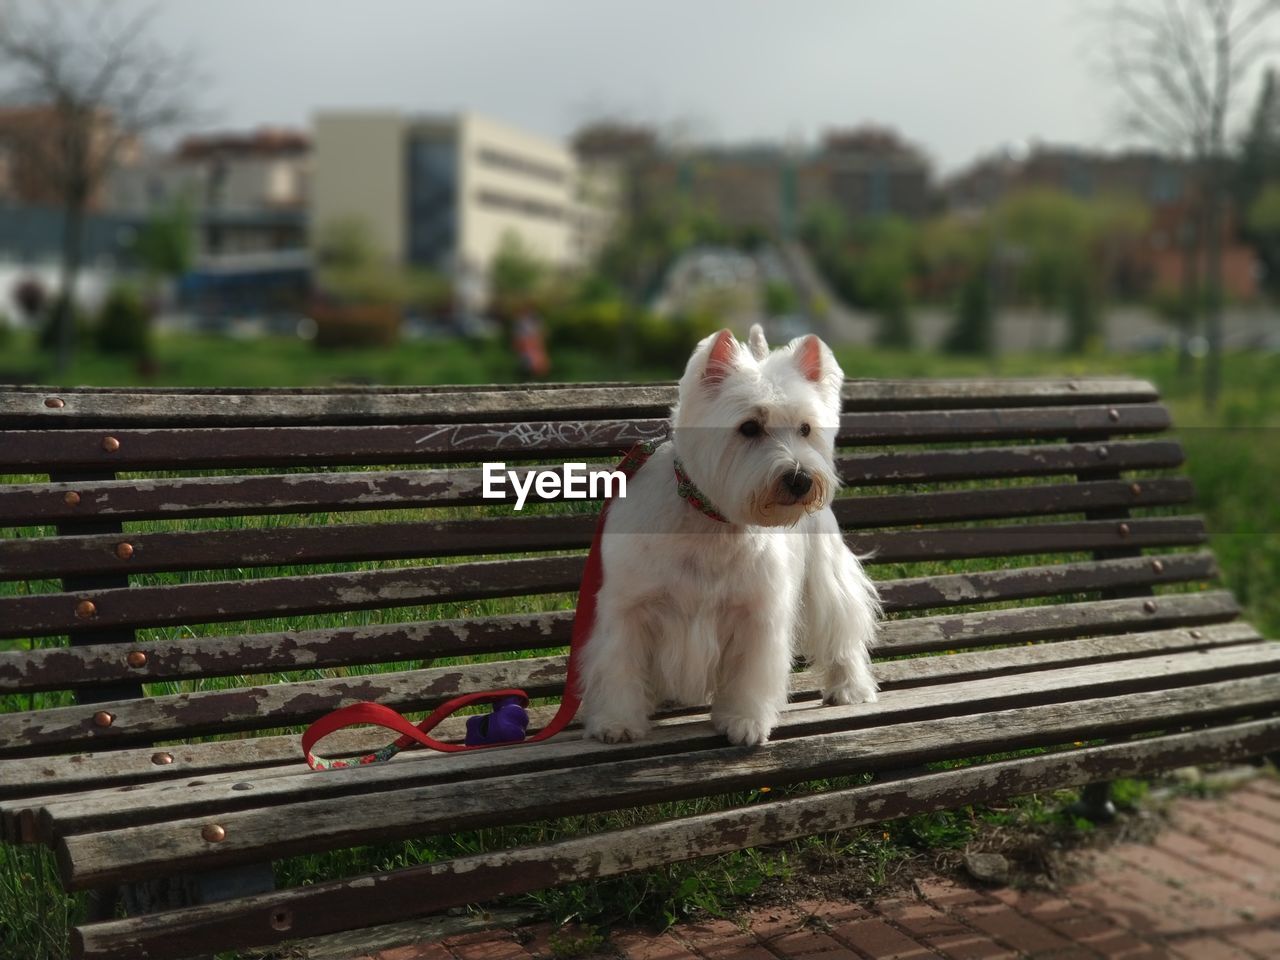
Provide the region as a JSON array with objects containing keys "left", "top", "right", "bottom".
[{"left": 43, "top": 0, "right": 1216, "bottom": 174}]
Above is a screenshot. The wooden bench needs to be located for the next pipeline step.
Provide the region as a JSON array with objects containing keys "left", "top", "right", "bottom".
[{"left": 1, "top": 378, "right": 1277, "bottom": 960}]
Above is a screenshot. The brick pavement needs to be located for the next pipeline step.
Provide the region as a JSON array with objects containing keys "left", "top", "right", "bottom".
[{"left": 354, "top": 777, "right": 1280, "bottom": 960}]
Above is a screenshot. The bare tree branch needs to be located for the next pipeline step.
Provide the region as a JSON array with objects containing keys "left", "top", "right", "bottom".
[
  {"left": 1103, "top": 0, "right": 1280, "bottom": 409},
  {"left": 1164, "top": 0, "right": 1215, "bottom": 114},
  {"left": 0, "top": 0, "right": 201, "bottom": 372}
]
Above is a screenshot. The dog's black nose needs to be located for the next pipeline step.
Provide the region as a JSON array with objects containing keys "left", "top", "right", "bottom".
[{"left": 784, "top": 470, "right": 813, "bottom": 498}]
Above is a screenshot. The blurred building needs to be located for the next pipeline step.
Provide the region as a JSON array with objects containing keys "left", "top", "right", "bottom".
[
  {"left": 1137, "top": 200, "right": 1259, "bottom": 300},
  {"left": 312, "top": 110, "right": 618, "bottom": 309},
  {"left": 572, "top": 121, "right": 932, "bottom": 233},
  {"left": 944, "top": 144, "right": 1259, "bottom": 300},
  {"left": 0, "top": 104, "right": 141, "bottom": 210},
  {"left": 812, "top": 127, "right": 933, "bottom": 220},
  {"left": 572, "top": 122, "right": 659, "bottom": 223},
  {"left": 944, "top": 146, "right": 1187, "bottom": 215},
  {"left": 108, "top": 128, "right": 310, "bottom": 256}
]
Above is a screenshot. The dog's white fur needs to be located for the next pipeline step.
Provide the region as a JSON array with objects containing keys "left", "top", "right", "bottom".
[{"left": 579, "top": 325, "right": 880, "bottom": 747}]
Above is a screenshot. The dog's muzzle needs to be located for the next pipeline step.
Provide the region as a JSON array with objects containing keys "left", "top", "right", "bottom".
[
  {"left": 783, "top": 469, "right": 813, "bottom": 499},
  {"left": 775, "top": 467, "right": 823, "bottom": 509}
]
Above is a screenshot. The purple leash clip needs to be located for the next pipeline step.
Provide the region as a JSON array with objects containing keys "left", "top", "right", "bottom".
[{"left": 464, "top": 695, "right": 530, "bottom": 746}]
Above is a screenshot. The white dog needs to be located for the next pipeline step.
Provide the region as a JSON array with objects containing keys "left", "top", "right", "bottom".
[{"left": 578, "top": 325, "right": 880, "bottom": 747}]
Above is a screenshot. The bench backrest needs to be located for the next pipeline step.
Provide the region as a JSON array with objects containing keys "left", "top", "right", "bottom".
[{"left": 0, "top": 378, "right": 1225, "bottom": 783}]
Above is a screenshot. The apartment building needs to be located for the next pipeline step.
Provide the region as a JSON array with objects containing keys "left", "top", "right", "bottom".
[
  {"left": 573, "top": 121, "right": 932, "bottom": 233},
  {"left": 107, "top": 128, "right": 310, "bottom": 256},
  {"left": 312, "top": 111, "right": 617, "bottom": 308}
]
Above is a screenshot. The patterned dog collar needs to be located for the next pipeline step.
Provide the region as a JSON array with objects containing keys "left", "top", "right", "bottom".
[{"left": 673, "top": 458, "right": 729, "bottom": 523}]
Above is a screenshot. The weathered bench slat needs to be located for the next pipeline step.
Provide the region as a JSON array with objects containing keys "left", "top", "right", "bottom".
[
  {"left": 5, "top": 378, "right": 1161, "bottom": 428},
  {"left": 0, "top": 405, "right": 1171, "bottom": 470},
  {"left": 69, "top": 716, "right": 1277, "bottom": 960},
  {"left": 0, "top": 440, "right": 1185, "bottom": 525},
  {"left": 0, "top": 555, "right": 583, "bottom": 641},
  {"left": 0, "top": 610, "right": 574, "bottom": 695},
  {"left": 0, "top": 550, "right": 1216, "bottom": 643},
  {"left": 840, "top": 439, "right": 1184, "bottom": 485},
  {"left": 2, "top": 587, "right": 1236, "bottom": 703},
  {"left": 20, "top": 626, "right": 1263, "bottom": 845},
  {"left": 0, "top": 485, "right": 1200, "bottom": 580},
  {"left": 880, "top": 552, "right": 1214, "bottom": 611},
  {"left": 53, "top": 666, "right": 1280, "bottom": 891},
  {"left": 848, "top": 517, "right": 1203, "bottom": 563},
  {"left": 0, "top": 591, "right": 1240, "bottom": 786},
  {"left": 6, "top": 618, "right": 1259, "bottom": 765},
  {"left": 19, "top": 637, "right": 1264, "bottom": 819}
]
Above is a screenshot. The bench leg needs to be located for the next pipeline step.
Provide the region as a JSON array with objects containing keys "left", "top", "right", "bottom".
[
  {"left": 120, "top": 862, "right": 276, "bottom": 915},
  {"left": 115, "top": 864, "right": 277, "bottom": 959},
  {"left": 84, "top": 885, "right": 121, "bottom": 923},
  {"left": 1068, "top": 781, "right": 1117, "bottom": 823}
]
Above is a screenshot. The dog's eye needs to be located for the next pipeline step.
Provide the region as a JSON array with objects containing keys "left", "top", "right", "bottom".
[
  {"left": 738, "top": 419, "right": 762, "bottom": 438},
  {"left": 800, "top": 423, "right": 811, "bottom": 437}
]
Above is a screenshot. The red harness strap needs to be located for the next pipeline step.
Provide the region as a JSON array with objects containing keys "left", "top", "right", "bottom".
[{"left": 301, "top": 440, "right": 657, "bottom": 770}]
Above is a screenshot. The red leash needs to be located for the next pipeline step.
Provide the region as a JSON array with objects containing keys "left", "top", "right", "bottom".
[{"left": 302, "top": 441, "right": 657, "bottom": 771}]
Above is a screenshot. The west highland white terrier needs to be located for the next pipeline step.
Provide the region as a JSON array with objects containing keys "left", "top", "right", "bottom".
[{"left": 579, "top": 325, "right": 880, "bottom": 747}]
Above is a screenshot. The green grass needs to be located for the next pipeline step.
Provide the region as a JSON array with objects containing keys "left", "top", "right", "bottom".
[
  {"left": 0, "top": 331, "right": 676, "bottom": 388},
  {"left": 2, "top": 332, "right": 1278, "bottom": 958}
]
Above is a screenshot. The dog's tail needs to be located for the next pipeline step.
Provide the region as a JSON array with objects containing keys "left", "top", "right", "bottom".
[{"left": 747, "top": 323, "right": 769, "bottom": 360}]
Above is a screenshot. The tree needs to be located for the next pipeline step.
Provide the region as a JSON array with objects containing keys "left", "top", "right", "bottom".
[
  {"left": 992, "top": 189, "right": 1147, "bottom": 353},
  {"left": 1106, "top": 0, "right": 1280, "bottom": 408},
  {"left": 490, "top": 231, "right": 545, "bottom": 312},
  {"left": 801, "top": 206, "right": 918, "bottom": 347},
  {"left": 1236, "top": 67, "right": 1280, "bottom": 207},
  {"left": 1236, "top": 67, "right": 1280, "bottom": 294},
  {"left": 852, "top": 217, "right": 916, "bottom": 350},
  {"left": 762, "top": 280, "right": 799, "bottom": 316},
  {"left": 0, "top": 1, "right": 198, "bottom": 374},
  {"left": 135, "top": 196, "right": 194, "bottom": 281},
  {"left": 316, "top": 216, "right": 449, "bottom": 307},
  {"left": 1246, "top": 180, "right": 1280, "bottom": 275},
  {"left": 945, "top": 264, "right": 995, "bottom": 356},
  {"left": 996, "top": 189, "right": 1092, "bottom": 350}
]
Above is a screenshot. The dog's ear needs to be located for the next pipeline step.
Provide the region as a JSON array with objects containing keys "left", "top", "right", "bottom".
[
  {"left": 747, "top": 323, "right": 769, "bottom": 361},
  {"left": 794, "top": 335, "right": 824, "bottom": 383},
  {"left": 702, "top": 328, "right": 739, "bottom": 386}
]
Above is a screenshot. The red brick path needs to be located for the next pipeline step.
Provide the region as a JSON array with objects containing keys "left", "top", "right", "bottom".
[{"left": 357, "top": 778, "right": 1280, "bottom": 960}]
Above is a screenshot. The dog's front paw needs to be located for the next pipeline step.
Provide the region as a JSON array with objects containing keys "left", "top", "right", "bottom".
[
  {"left": 713, "top": 714, "right": 773, "bottom": 747},
  {"left": 822, "top": 680, "right": 878, "bottom": 706},
  {"left": 584, "top": 715, "right": 650, "bottom": 744},
  {"left": 821, "top": 667, "right": 879, "bottom": 706}
]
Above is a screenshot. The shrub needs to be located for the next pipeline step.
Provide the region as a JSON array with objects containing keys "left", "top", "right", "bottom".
[
  {"left": 135, "top": 197, "right": 194, "bottom": 280},
  {"left": 39, "top": 298, "right": 92, "bottom": 354},
  {"left": 1063, "top": 273, "right": 1102, "bottom": 354},
  {"left": 309, "top": 302, "right": 400, "bottom": 349},
  {"left": 635, "top": 312, "right": 720, "bottom": 370},
  {"left": 874, "top": 288, "right": 914, "bottom": 350},
  {"left": 12, "top": 276, "right": 47, "bottom": 321},
  {"left": 546, "top": 301, "right": 624, "bottom": 355},
  {"left": 545, "top": 297, "right": 717, "bottom": 373},
  {"left": 491, "top": 232, "right": 545, "bottom": 312},
  {"left": 763, "top": 280, "right": 799, "bottom": 316},
  {"left": 94, "top": 285, "right": 152, "bottom": 356},
  {"left": 944, "top": 268, "right": 994, "bottom": 355}
]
